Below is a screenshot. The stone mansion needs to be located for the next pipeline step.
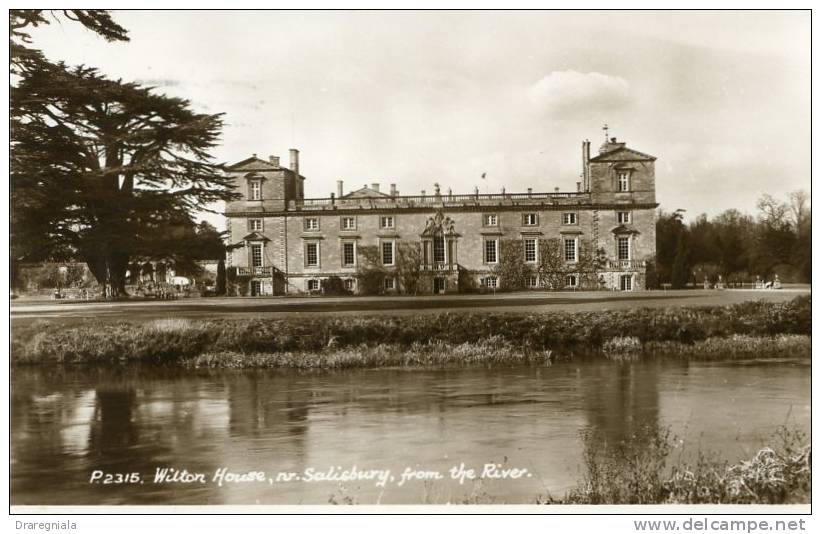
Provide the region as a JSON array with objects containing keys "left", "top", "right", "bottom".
[{"left": 224, "top": 135, "right": 658, "bottom": 295}]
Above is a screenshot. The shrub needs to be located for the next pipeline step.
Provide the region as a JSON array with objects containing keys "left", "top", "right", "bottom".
[{"left": 321, "top": 275, "right": 350, "bottom": 296}]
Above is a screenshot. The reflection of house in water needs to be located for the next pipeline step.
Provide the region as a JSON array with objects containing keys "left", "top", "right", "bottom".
[
  {"left": 581, "top": 361, "right": 663, "bottom": 450},
  {"left": 225, "top": 373, "right": 311, "bottom": 448}
]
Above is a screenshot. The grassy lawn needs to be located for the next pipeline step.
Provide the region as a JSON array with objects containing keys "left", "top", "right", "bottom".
[{"left": 10, "top": 287, "right": 810, "bottom": 326}]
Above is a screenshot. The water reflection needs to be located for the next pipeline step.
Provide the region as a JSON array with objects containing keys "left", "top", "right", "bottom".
[{"left": 10, "top": 358, "right": 809, "bottom": 505}]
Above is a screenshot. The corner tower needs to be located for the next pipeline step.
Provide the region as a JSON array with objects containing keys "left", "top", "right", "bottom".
[{"left": 586, "top": 137, "right": 656, "bottom": 205}]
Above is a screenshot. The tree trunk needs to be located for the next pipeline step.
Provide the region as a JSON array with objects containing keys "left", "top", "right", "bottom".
[{"left": 83, "top": 247, "right": 130, "bottom": 299}]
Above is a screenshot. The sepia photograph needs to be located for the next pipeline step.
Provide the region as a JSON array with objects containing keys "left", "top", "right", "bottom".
[{"left": 7, "top": 6, "right": 812, "bottom": 521}]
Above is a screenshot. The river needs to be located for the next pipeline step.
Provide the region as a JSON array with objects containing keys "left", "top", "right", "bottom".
[{"left": 11, "top": 356, "right": 809, "bottom": 505}]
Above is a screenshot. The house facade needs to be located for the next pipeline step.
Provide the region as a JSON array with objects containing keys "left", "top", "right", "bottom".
[{"left": 223, "top": 136, "right": 658, "bottom": 295}]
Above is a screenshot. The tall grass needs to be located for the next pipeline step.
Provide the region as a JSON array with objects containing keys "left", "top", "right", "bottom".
[
  {"left": 542, "top": 426, "right": 811, "bottom": 505},
  {"left": 11, "top": 295, "right": 811, "bottom": 367}
]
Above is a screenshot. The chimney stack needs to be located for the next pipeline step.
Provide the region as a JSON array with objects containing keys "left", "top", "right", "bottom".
[
  {"left": 269, "top": 155, "right": 280, "bottom": 167},
  {"left": 421, "top": 189, "right": 426, "bottom": 197},
  {"left": 289, "top": 148, "right": 299, "bottom": 176},
  {"left": 527, "top": 187, "right": 532, "bottom": 197},
  {"left": 337, "top": 180, "right": 344, "bottom": 198},
  {"left": 390, "top": 183, "right": 397, "bottom": 196},
  {"left": 371, "top": 183, "right": 380, "bottom": 193},
  {"left": 474, "top": 186, "right": 479, "bottom": 196}
]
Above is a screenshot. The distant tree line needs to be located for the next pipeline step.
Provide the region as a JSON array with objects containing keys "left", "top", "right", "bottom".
[{"left": 652, "top": 191, "right": 810, "bottom": 288}]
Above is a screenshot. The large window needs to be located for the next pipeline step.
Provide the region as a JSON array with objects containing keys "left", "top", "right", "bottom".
[
  {"left": 483, "top": 213, "right": 498, "bottom": 227},
  {"left": 562, "top": 212, "right": 577, "bottom": 225},
  {"left": 617, "top": 236, "right": 630, "bottom": 261},
  {"left": 617, "top": 171, "right": 630, "bottom": 192},
  {"left": 304, "top": 218, "right": 319, "bottom": 231},
  {"left": 342, "top": 242, "right": 356, "bottom": 267},
  {"left": 250, "top": 244, "right": 263, "bottom": 267},
  {"left": 564, "top": 238, "right": 577, "bottom": 263},
  {"left": 522, "top": 213, "right": 538, "bottom": 226},
  {"left": 305, "top": 242, "right": 319, "bottom": 267},
  {"left": 380, "top": 216, "right": 395, "bottom": 229},
  {"left": 484, "top": 239, "right": 498, "bottom": 264},
  {"left": 524, "top": 238, "right": 537, "bottom": 263},
  {"left": 433, "top": 235, "right": 446, "bottom": 263},
  {"left": 341, "top": 217, "right": 356, "bottom": 230},
  {"left": 382, "top": 241, "right": 395, "bottom": 266},
  {"left": 249, "top": 180, "right": 261, "bottom": 200}
]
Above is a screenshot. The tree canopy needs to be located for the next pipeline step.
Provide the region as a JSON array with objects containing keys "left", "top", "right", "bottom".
[
  {"left": 653, "top": 191, "right": 810, "bottom": 287},
  {"left": 10, "top": 10, "right": 237, "bottom": 297}
]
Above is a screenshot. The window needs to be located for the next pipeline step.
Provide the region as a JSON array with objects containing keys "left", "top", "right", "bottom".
[
  {"left": 617, "top": 171, "right": 630, "bottom": 192},
  {"left": 620, "top": 274, "right": 633, "bottom": 291},
  {"left": 249, "top": 180, "right": 262, "bottom": 200},
  {"left": 307, "top": 279, "right": 319, "bottom": 291},
  {"left": 384, "top": 277, "right": 396, "bottom": 290},
  {"left": 304, "top": 218, "right": 319, "bottom": 231},
  {"left": 433, "top": 235, "right": 445, "bottom": 263},
  {"left": 249, "top": 218, "right": 263, "bottom": 232},
  {"left": 250, "top": 244, "right": 263, "bottom": 268},
  {"left": 562, "top": 212, "right": 578, "bottom": 225},
  {"left": 483, "top": 276, "right": 498, "bottom": 288},
  {"left": 564, "top": 238, "right": 577, "bottom": 262},
  {"left": 341, "top": 217, "right": 356, "bottom": 230},
  {"left": 617, "top": 211, "right": 631, "bottom": 224},
  {"left": 380, "top": 216, "right": 395, "bottom": 229},
  {"left": 523, "top": 213, "right": 538, "bottom": 226},
  {"left": 484, "top": 239, "right": 498, "bottom": 264},
  {"left": 526, "top": 275, "right": 538, "bottom": 288},
  {"left": 483, "top": 213, "right": 498, "bottom": 226},
  {"left": 382, "top": 241, "right": 395, "bottom": 266},
  {"left": 305, "top": 242, "right": 319, "bottom": 267},
  {"left": 618, "top": 236, "right": 631, "bottom": 261},
  {"left": 566, "top": 274, "right": 578, "bottom": 288},
  {"left": 342, "top": 242, "right": 356, "bottom": 267},
  {"left": 524, "top": 238, "right": 537, "bottom": 263},
  {"left": 344, "top": 279, "right": 355, "bottom": 291}
]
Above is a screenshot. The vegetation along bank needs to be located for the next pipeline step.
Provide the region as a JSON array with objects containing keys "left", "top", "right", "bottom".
[{"left": 11, "top": 296, "right": 810, "bottom": 367}]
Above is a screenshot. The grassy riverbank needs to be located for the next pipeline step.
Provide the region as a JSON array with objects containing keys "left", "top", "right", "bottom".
[
  {"left": 537, "top": 426, "right": 811, "bottom": 505},
  {"left": 11, "top": 295, "right": 810, "bottom": 367}
]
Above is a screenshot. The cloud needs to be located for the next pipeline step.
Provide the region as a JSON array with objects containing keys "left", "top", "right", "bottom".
[{"left": 528, "top": 70, "right": 631, "bottom": 118}]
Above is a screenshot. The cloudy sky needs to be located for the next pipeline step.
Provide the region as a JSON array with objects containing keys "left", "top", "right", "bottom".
[{"left": 27, "top": 10, "right": 810, "bottom": 228}]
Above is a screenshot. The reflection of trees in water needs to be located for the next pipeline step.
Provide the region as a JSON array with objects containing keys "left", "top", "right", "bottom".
[{"left": 11, "top": 368, "right": 88, "bottom": 489}]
